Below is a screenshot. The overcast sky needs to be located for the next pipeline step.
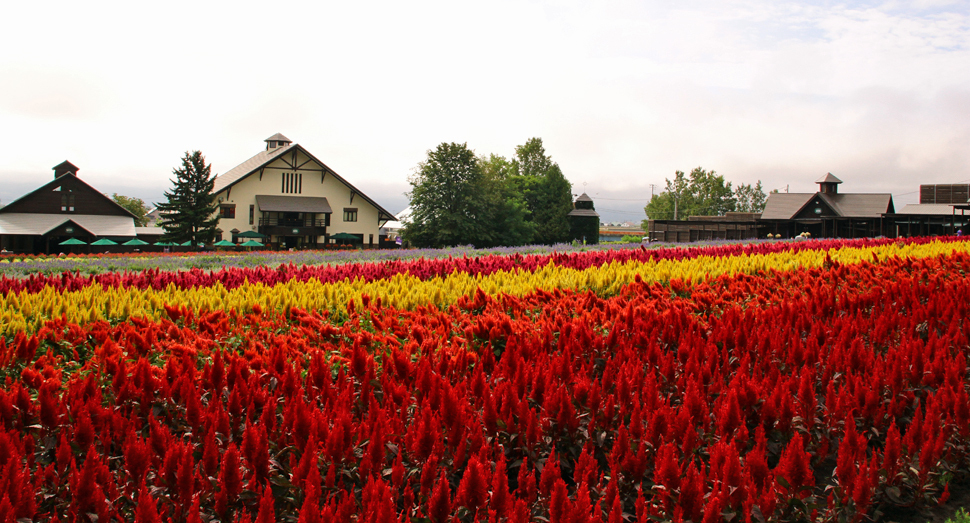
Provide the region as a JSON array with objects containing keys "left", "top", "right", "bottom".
[{"left": 1, "top": 0, "right": 967, "bottom": 223}]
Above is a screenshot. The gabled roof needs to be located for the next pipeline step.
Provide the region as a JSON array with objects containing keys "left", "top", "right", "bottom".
[
  {"left": 53, "top": 161, "right": 79, "bottom": 173},
  {"left": 265, "top": 133, "right": 291, "bottom": 143},
  {"left": 213, "top": 143, "right": 296, "bottom": 193},
  {"left": 760, "top": 193, "right": 815, "bottom": 220},
  {"left": 568, "top": 208, "right": 600, "bottom": 217},
  {"left": 575, "top": 192, "right": 594, "bottom": 202},
  {"left": 817, "top": 193, "right": 893, "bottom": 217},
  {"left": 761, "top": 192, "right": 893, "bottom": 220},
  {"left": 0, "top": 169, "right": 138, "bottom": 219},
  {"left": 0, "top": 213, "right": 136, "bottom": 236},
  {"left": 896, "top": 204, "right": 960, "bottom": 216},
  {"left": 816, "top": 173, "right": 842, "bottom": 184},
  {"left": 212, "top": 142, "right": 396, "bottom": 221}
]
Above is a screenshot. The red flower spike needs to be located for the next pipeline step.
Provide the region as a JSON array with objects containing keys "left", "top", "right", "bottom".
[
  {"left": 185, "top": 495, "right": 203, "bottom": 523},
  {"left": 255, "top": 484, "right": 275, "bottom": 523},
  {"left": 883, "top": 421, "right": 901, "bottom": 485},
  {"left": 654, "top": 442, "right": 681, "bottom": 495},
  {"left": 775, "top": 433, "right": 813, "bottom": 496},
  {"left": 134, "top": 484, "right": 163, "bottom": 523},
  {"left": 177, "top": 443, "right": 196, "bottom": 510},
  {"left": 549, "top": 479, "right": 569, "bottom": 523},
  {"left": 517, "top": 457, "right": 537, "bottom": 505},
  {"left": 457, "top": 454, "right": 489, "bottom": 515},
  {"left": 216, "top": 443, "right": 242, "bottom": 517},
  {"left": 428, "top": 472, "right": 451, "bottom": 523},
  {"left": 679, "top": 461, "right": 706, "bottom": 523},
  {"left": 539, "top": 446, "right": 562, "bottom": 499}
]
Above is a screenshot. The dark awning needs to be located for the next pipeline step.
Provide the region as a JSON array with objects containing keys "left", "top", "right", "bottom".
[{"left": 255, "top": 195, "right": 333, "bottom": 213}]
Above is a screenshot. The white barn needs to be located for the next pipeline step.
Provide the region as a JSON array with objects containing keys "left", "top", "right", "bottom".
[{"left": 212, "top": 134, "right": 396, "bottom": 249}]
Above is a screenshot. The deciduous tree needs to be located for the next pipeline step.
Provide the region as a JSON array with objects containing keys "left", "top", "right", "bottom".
[
  {"left": 404, "top": 143, "right": 496, "bottom": 248},
  {"left": 110, "top": 194, "right": 150, "bottom": 227}
]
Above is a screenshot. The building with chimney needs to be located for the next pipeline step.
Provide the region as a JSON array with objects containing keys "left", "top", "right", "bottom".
[
  {"left": 211, "top": 133, "right": 396, "bottom": 249},
  {"left": 0, "top": 161, "right": 138, "bottom": 253}
]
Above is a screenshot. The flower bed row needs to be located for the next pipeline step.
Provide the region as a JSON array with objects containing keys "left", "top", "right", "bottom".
[
  {"left": 0, "top": 237, "right": 967, "bottom": 338},
  {"left": 0, "top": 241, "right": 969, "bottom": 521}
]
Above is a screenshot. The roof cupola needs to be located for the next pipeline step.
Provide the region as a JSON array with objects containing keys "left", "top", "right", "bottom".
[
  {"left": 53, "top": 161, "right": 79, "bottom": 179},
  {"left": 265, "top": 133, "right": 292, "bottom": 150},
  {"left": 816, "top": 173, "right": 842, "bottom": 194}
]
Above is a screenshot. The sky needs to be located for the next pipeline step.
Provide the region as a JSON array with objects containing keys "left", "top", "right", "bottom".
[{"left": 1, "top": 0, "right": 968, "bottom": 224}]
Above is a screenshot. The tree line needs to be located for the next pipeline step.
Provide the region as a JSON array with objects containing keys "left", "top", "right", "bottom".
[
  {"left": 642, "top": 167, "right": 767, "bottom": 228},
  {"left": 403, "top": 138, "right": 574, "bottom": 248}
]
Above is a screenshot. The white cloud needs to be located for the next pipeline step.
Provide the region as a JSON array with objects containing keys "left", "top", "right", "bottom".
[{"left": 0, "top": 0, "right": 967, "bottom": 222}]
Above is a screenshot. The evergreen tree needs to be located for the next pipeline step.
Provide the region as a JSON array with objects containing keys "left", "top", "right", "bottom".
[{"left": 157, "top": 151, "right": 220, "bottom": 247}]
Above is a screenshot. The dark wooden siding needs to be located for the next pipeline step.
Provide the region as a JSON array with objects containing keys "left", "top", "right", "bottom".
[
  {"left": 0, "top": 175, "right": 132, "bottom": 217},
  {"left": 920, "top": 184, "right": 970, "bottom": 204}
]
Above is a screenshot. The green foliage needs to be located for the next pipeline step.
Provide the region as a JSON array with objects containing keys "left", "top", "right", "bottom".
[
  {"left": 642, "top": 167, "right": 763, "bottom": 227},
  {"left": 515, "top": 137, "right": 553, "bottom": 177},
  {"left": 404, "top": 143, "right": 501, "bottom": 248},
  {"left": 157, "top": 151, "right": 220, "bottom": 247},
  {"left": 620, "top": 235, "right": 643, "bottom": 243},
  {"left": 510, "top": 138, "right": 573, "bottom": 245},
  {"left": 944, "top": 509, "right": 970, "bottom": 523},
  {"left": 406, "top": 139, "right": 573, "bottom": 248},
  {"left": 735, "top": 181, "right": 767, "bottom": 213},
  {"left": 110, "top": 193, "right": 150, "bottom": 227}
]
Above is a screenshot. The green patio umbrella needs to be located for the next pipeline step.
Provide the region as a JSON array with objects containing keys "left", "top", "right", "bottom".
[
  {"left": 240, "top": 240, "right": 264, "bottom": 247},
  {"left": 330, "top": 233, "right": 360, "bottom": 242},
  {"left": 237, "top": 230, "right": 268, "bottom": 239},
  {"left": 213, "top": 240, "right": 236, "bottom": 247},
  {"left": 153, "top": 241, "right": 172, "bottom": 246},
  {"left": 91, "top": 238, "right": 118, "bottom": 246},
  {"left": 59, "top": 238, "right": 87, "bottom": 245},
  {"left": 122, "top": 238, "right": 149, "bottom": 246},
  {"left": 180, "top": 241, "right": 194, "bottom": 246}
]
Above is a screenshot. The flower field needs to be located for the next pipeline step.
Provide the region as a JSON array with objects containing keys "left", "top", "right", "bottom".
[{"left": 1, "top": 237, "right": 970, "bottom": 522}]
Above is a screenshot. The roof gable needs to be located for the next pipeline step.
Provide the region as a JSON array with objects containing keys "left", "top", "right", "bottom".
[
  {"left": 818, "top": 193, "right": 894, "bottom": 217},
  {"left": 0, "top": 171, "right": 138, "bottom": 218},
  {"left": 760, "top": 193, "right": 815, "bottom": 220},
  {"left": 792, "top": 194, "right": 839, "bottom": 219},
  {"left": 213, "top": 142, "right": 396, "bottom": 221}
]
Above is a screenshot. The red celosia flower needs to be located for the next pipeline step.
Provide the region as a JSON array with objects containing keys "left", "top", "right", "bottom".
[
  {"left": 679, "top": 461, "right": 706, "bottom": 523},
  {"left": 549, "top": 479, "right": 569, "bottom": 523},
  {"left": 883, "top": 421, "right": 901, "bottom": 485},
  {"left": 539, "top": 447, "right": 562, "bottom": 499},
  {"left": 457, "top": 454, "right": 489, "bottom": 514},
  {"left": 255, "top": 484, "right": 275, "bottom": 523},
  {"left": 216, "top": 443, "right": 242, "bottom": 516},
  {"left": 775, "top": 433, "right": 813, "bottom": 495},
  {"left": 134, "top": 484, "right": 163, "bottom": 523},
  {"left": 428, "top": 472, "right": 451, "bottom": 523},
  {"left": 654, "top": 442, "right": 681, "bottom": 495}
]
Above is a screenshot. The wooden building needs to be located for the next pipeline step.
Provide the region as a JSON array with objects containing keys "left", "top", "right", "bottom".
[
  {"left": 0, "top": 162, "right": 138, "bottom": 254},
  {"left": 568, "top": 193, "right": 600, "bottom": 244},
  {"left": 212, "top": 134, "right": 396, "bottom": 249},
  {"left": 758, "top": 174, "right": 894, "bottom": 238},
  {"left": 647, "top": 213, "right": 762, "bottom": 242},
  {"left": 646, "top": 174, "right": 896, "bottom": 243}
]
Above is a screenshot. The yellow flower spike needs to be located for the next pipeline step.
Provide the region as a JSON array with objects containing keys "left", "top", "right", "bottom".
[{"left": 2, "top": 239, "right": 970, "bottom": 336}]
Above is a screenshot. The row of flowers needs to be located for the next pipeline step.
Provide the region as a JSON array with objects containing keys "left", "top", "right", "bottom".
[
  {"left": 0, "top": 240, "right": 968, "bottom": 521},
  {"left": 0, "top": 237, "right": 967, "bottom": 337},
  {"left": 0, "top": 242, "right": 643, "bottom": 278}
]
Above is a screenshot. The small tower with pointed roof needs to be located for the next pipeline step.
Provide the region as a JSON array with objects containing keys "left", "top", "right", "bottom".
[
  {"left": 568, "top": 192, "right": 600, "bottom": 244},
  {"left": 265, "top": 133, "right": 292, "bottom": 150},
  {"left": 817, "top": 173, "right": 842, "bottom": 194},
  {"left": 53, "top": 161, "right": 79, "bottom": 179}
]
